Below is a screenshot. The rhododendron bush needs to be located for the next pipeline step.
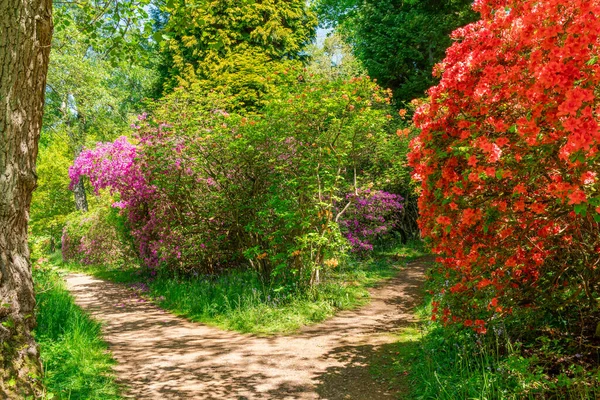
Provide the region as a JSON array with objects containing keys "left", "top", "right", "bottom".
[
  {"left": 70, "top": 74, "right": 413, "bottom": 283},
  {"left": 338, "top": 189, "right": 404, "bottom": 253},
  {"left": 409, "top": 0, "right": 600, "bottom": 335}
]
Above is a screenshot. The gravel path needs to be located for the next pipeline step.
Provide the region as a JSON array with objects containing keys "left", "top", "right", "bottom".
[{"left": 65, "top": 257, "right": 428, "bottom": 399}]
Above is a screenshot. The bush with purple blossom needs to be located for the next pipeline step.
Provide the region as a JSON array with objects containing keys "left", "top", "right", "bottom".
[{"left": 338, "top": 189, "right": 404, "bottom": 253}]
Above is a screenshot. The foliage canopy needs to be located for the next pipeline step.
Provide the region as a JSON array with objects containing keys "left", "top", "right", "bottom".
[
  {"left": 313, "top": 0, "right": 477, "bottom": 103},
  {"left": 156, "top": 0, "right": 317, "bottom": 108}
]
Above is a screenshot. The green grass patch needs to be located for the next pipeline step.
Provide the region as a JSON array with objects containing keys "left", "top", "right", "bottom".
[
  {"left": 62, "top": 239, "right": 427, "bottom": 335},
  {"left": 369, "top": 326, "right": 421, "bottom": 396},
  {"left": 369, "top": 256, "right": 600, "bottom": 400},
  {"left": 406, "top": 324, "right": 600, "bottom": 399},
  {"left": 34, "top": 261, "right": 122, "bottom": 399}
]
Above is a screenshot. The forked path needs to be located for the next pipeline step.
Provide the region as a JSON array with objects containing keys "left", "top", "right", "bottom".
[{"left": 65, "top": 257, "right": 429, "bottom": 400}]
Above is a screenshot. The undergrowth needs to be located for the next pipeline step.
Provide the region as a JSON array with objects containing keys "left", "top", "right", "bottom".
[
  {"left": 61, "top": 238, "right": 426, "bottom": 335},
  {"left": 377, "top": 260, "right": 600, "bottom": 399},
  {"left": 407, "top": 324, "right": 600, "bottom": 399},
  {"left": 33, "top": 259, "right": 121, "bottom": 399}
]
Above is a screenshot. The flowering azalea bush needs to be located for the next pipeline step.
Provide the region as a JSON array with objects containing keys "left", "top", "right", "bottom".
[
  {"left": 68, "top": 133, "right": 163, "bottom": 267},
  {"left": 338, "top": 189, "right": 404, "bottom": 252},
  {"left": 70, "top": 72, "right": 413, "bottom": 283},
  {"left": 68, "top": 134, "right": 152, "bottom": 210},
  {"left": 409, "top": 0, "right": 600, "bottom": 336}
]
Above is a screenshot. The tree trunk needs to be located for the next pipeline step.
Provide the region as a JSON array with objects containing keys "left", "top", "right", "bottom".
[
  {"left": 0, "top": 0, "right": 53, "bottom": 396},
  {"left": 72, "top": 146, "right": 88, "bottom": 212}
]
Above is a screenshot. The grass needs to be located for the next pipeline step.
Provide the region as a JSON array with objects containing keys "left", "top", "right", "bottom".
[
  {"left": 33, "top": 260, "right": 122, "bottom": 399},
  {"left": 61, "top": 238, "right": 427, "bottom": 335},
  {"left": 369, "top": 326, "right": 422, "bottom": 396},
  {"left": 404, "top": 324, "right": 600, "bottom": 399},
  {"left": 369, "top": 260, "right": 600, "bottom": 400}
]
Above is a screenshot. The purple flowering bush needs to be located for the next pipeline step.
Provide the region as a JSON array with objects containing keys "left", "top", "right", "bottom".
[
  {"left": 67, "top": 74, "right": 413, "bottom": 284},
  {"left": 338, "top": 189, "right": 404, "bottom": 252},
  {"left": 69, "top": 134, "right": 152, "bottom": 210}
]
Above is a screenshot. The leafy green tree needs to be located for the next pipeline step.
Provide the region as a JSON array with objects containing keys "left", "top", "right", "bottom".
[
  {"left": 29, "top": 138, "right": 75, "bottom": 252},
  {"left": 305, "top": 31, "right": 364, "bottom": 80},
  {"left": 156, "top": 0, "right": 317, "bottom": 109},
  {"left": 37, "top": 4, "right": 155, "bottom": 223},
  {"left": 314, "top": 0, "right": 477, "bottom": 103},
  {"left": 52, "top": 0, "right": 154, "bottom": 64}
]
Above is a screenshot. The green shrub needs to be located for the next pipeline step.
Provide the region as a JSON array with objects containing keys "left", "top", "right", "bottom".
[
  {"left": 61, "top": 194, "right": 136, "bottom": 267},
  {"left": 73, "top": 71, "right": 416, "bottom": 286}
]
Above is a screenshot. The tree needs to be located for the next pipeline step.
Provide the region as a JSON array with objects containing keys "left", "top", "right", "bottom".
[
  {"left": 29, "top": 138, "right": 76, "bottom": 252},
  {"left": 155, "top": 0, "right": 317, "bottom": 108},
  {"left": 304, "top": 32, "right": 364, "bottom": 80},
  {"left": 314, "top": 0, "right": 477, "bottom": 104},
  {"left": 41, "top": 2, "right": 155, "bottom": 214},
  {"left": 0, "top": 0, "right": 53, "bottom": 396},
  {"left": 409, "top": 0, "right": 600, "bottom": 339}
]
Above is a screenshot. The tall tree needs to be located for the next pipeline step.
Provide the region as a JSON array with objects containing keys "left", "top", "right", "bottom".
[
  {"left": 314, "top": 0, "right": 477, "bottom": 103},
  {"left": 40, "top": 17, "right": 155, "bottom": 215},
  {"left": 305, "top": 32, "right": 364, "bottom": 80},
  {"left": 155, "top": 0, "right": 317, "bottom": 108},
  {"left": 0, "top": 0, "right": 53, "bottom": 396},
  {"left": 41, "top": 2, "right": 154, "bottom": 213}
]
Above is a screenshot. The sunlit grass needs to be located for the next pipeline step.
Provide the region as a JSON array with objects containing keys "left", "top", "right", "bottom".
[
  {"left": 370, "top": 257, "right": 600, "bottom": 400},
  {"left": 63, "top": 238, "right": 427, "bottom": 335},
  {"left": 34, "top": 263, "right": 122, "bottom": 399},
  {"left": 369, "top": 326, "right": 421, "bottom": 396}
]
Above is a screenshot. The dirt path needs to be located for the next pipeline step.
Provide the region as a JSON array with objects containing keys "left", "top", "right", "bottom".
[{"left": 65, "top": 257, "right": 429, "bottom": 400}]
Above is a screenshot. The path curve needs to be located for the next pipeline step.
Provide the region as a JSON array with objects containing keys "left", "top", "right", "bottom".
[{"left": 65, "top": 257, "right": 429, "bottom": 399}]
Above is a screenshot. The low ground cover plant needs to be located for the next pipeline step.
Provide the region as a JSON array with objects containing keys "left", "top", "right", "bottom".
[{"left": 33, "top": 255, "right": 121, "bottom": 399}]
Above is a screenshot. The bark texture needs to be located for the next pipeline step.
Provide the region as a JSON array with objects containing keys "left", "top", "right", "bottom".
[
  {"left": 72, "top": 146, "right": 88, "bottom": 212},
  {"left": 0, "top": 0, "right": 52, "bottom": 396}
]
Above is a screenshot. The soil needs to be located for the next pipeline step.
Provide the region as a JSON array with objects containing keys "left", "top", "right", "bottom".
[{"left": 64, "top": 256, "right": 430, "bottom": 399}]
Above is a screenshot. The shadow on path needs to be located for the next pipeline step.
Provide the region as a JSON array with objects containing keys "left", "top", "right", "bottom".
[{"left": 65, "top": 257, "right": 431, "bottom": 399}]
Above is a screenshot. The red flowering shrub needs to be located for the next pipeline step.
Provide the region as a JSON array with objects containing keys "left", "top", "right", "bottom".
[{"left": 409, "top": 0, "right": 600, "bottom": 336}]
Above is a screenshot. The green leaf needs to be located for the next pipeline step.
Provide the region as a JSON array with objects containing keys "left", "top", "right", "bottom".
[
  {"left": 588, "top": 197, "right": 600, "bottom": 207},
  {"left": 2, "top": 319, "right": 14, "bottom": 329},
  {"left": 574, "top": 203, "right": 587, "bottom": 216},
  {"left": 586, "top": 55, "right": 598, "bottom": 66}
]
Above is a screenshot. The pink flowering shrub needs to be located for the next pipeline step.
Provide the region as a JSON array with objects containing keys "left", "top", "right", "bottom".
[
  {"left": 69, "top": 134, "right": 153, "bottom": 210},
  {"left": 338, "top": 189, "right": 404, "bottom": 252},
  {"left": 69, "top": 73, "right": 413, "bottom": 283},
  {"left": 68, "top": 132, "right": 163, "bottom": 267}
]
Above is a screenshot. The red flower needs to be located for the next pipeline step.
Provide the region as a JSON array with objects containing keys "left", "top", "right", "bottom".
[{"left": 409, "top": 0, "right": 600, "bottom": 332}]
